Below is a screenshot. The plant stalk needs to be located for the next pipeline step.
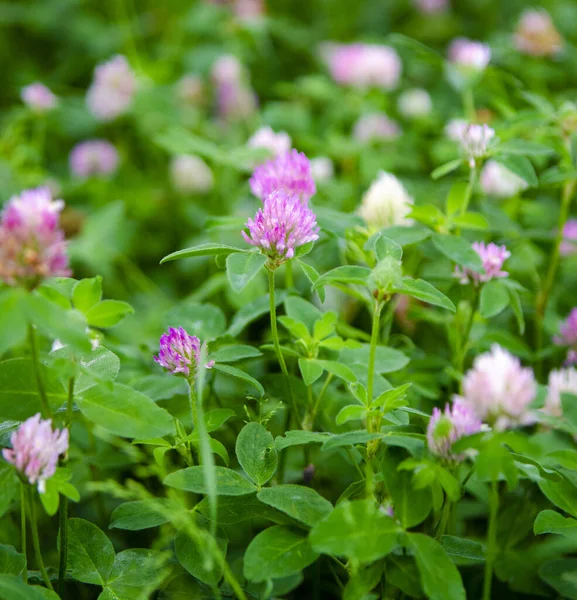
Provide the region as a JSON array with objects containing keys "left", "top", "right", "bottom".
[
  {"left": 28, "top": 487, "right": 54, "bottom": 590},
  {"left": 20, "top": 483, "right": 27, "bottom": 583},
  {"left": 482, "top": 481, "right": 499, "bottom": 600},
  {"left": 28, "top": 324, "right": 52, "bottom": 419}
]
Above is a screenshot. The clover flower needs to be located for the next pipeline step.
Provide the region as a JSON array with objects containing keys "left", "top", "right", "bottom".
[
  {"left": 398, "top": 88, "right": 432, "bottom": 119},
  {"left": 561, "top": 220, "right": 577, "bottom": 256},
  {"left": 211, "top": 55, "right": 257, "bottom": 121},
  {"left": 353, "top": 113, "right": 401, "bottom": 144},
  {"left": 427, "top": 401, "right": 482, "bottom": 462},
  {"left": 480, "top": 160, "right": 528, "bottom": 198},
  {"left": 247, "top": 126, "right": 292, "bottom": 161},
  {"left": 0, "top": 187, "right": 70, "bottom": 287},
  {"left": 414, "top": 0, "right": 448, "bottom": 13},
  {"left": 514, "top": 9, "right": 562, "bottom": 57},
  {"left": 250, "top": 150, "right": 316, "bottom": 203},
  {"left": 69, "top": 140, "right": 119, "bottom": 178},
  {"left": 454, "top": 345, "right": 537, "bottom": 430},
  {"left": 242, "top": 190, "right": 319, "bottom": 265},
  {"left": 155, "top": 327, "right": 214, "bottom": 378},
  {"left": 448, "top": 38, "right": 491, "bottom": 71},
  {"left": 554, "top": 309, "right": 577, "bottom": 365},
  {"left": 86, "top": 55, "right": 137, "bottom": 121},
  {"left": 457, "top": 124, "right": 495, "bottom": 167},
  {"left": 455, "top": 241, "right": 510, "bottom": 285},
  {"left": 2, "top": 414, "right": 69, "bottom": 493},
  {"left": 358, "top": 171, "right": 414, "bottom": 230},
  {"left": 170, "top": 155, "right": 214, "bottom": 193},
  {"left": 444, "top": 118, "right": 468, "bottom": 142},
  {"left": 544, "top": 368, "right": 577, "bottom": 417},
  {"left": 21, "top": 83, "right": 57, "bottom": 112},
  {"left": 310, "top": 157, "right": 334, "bottom": 182},
  {"left": 322, "top": 43, "right": 402, "bottom": 90}
]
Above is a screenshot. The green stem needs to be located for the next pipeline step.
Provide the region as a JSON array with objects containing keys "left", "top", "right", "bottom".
[
  {"left": 367, "top": 300, "right": 383, "bottom": 411},
  {"left": 188, "top": 382, "right": 198, "bottom": 435},
  {"left": 535, "top": 179, "right": 576, "bottom": 367},
  {"left": 59, "top": 377, "right": 74, "bottom": 596},
  {"left": 436, "top": 496, "right": 452, "bottom": 539},
  {"left": 20, "top": 483, "right": 27, "bottom": 583},
  {"left": 285, "top": 259, "right": 294, "bottom": 289},
  {"left": 28, "top": 324, "right": 52, "bottom": 419},
  {"left": 268, "top": 268, "right": 302, "bottom": 428},
  {"left": 309, "top": 372, "right": 334, "bottom": 430},
  {"left": 482, "top": 481, "right": 499, "bottom": 600},
  {"left": 456, "top": 288, "right": 479, "bottom": 375},
  {"left": 462, "top": 87, "right": 476, "bottom": 122},
  {"left": 28, "top": 487, "right": 53, "bottom": 591}
]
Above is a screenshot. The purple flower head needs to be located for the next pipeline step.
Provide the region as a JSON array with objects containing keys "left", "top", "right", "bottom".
[
  {"left": 247, "top": 126, "right": 292, "bottom": 162},
  {"left": 455, "top": 241, "right": 510, "bottom": 285},
  {"left": 69, "top": 140, "right": 119, "bottom": 178},
  {"left": 353, "top": 113, "right": 401, "bottom": 144},
  {"left": 2, "top": 413, "right": 68, "bottom": 493},
  {"left": 242, "top": 190, "right": 319, "bottom": 266},
  {"left": 21, "top": 83, "right": 58, "bottom": 112},
  {"left": 414, "top": 0, "right": 448, "bottom": 14},
  {"left": 514, "top": 9, "right": 562, "bottom": 57},
  {"left": 86, "top": 55, "right": 137, "bottom": 121},
  {"left": 249, "top": 150, "right": 316, "bottom": 203},
  {"left": 554, "top": 308, "right": 577, "bottom": 348},
  {"left": 480, "top": 160, "right": 528, "bottom": 198},
  {"left": 211, "top": 55, "right": 257, "bottom": 121},
  {"left": 0, "top": 187, "right": 70, "bottom": 287},
  {"left": 427, "top": 401, "right": 482, "bottom": 462},
  {"left": 154, "top": 327, "right": 214, "bottom": 378},
  {"left": 561, "top": 219, "right": 577, "bottom": 256},
  {"left": 322, "top": 43, "right": 402, "bottom": 90},
  {"left": 454, "top": 344, "right": 537, "bottom": 430},
  {"left": 448, "top": 38, "right": 491, "bottom": 71}
]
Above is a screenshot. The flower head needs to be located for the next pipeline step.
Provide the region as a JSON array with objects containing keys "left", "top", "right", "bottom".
[
  {"left": 86, "top": 55, "right": 137, "bottom": 121},
  {"left": 247, "top": 126, "right": 292, "bottom": 161},
  {"left": 322, "top": 43, "right": 402, "bottom": 90},
  {"left": 358, "top": 171, "right": 414, "bottom": 230},
  {"left": 310, "top": 157, "right": 334, "bottom": 182},
  {"left": 514, "top": 10, "right": 562, "bottom": 57},
  {"left": 444, "top": 118, "right": 468, "bottom": 142},
  {"left": 211, "top": 55, "right": 257, "bottom": 121},
  {"left": 0, "top": 187, "right": 70, "bottom": 287},
  {"left": 454, "top": 345, "right": 537, "bottom": 430},
  {"left": 561, "top": 220, "right": 577, "bottom": 256},
  {"left": 554, "top": 309, "right": 577, "bottom": 348},
  {"left": 397, "top": 88, "right": 433, "bottom": 119},
  {"left": 545, "top": 368, "right": 577, "bottom": 417},
  {"left": 480, "top": 160, "right": 528, "bottom": 198},
  {"left": 427, "top": 401, "right": 482, "bottom": 462},
  {"left": 2, "top": 414, "right": 68, "bottom": 493},
  {"left": 459, "top": 124, "right": 495, "bottom": 167},
  {"left": 414, "top": 0, "right": 448, "bottom": 13},
  {"left": 455, "top": 241, "right": 510, "bottom": 285},
  {"left": 170, "top": 155, "right": 214, "bottom": 194},
  {"left": 448, "top": 38, "right": 491, "bottom": 71},
  {"left": 69, "top": 140, "right": 119, "bottom": 178},
  {"left": 353, "top": 113, "right": 401, "bottom": 144},
  {"left": 21, "top": 83, "right": 57, "bottom": 112},
  {"left": 242, "top": 190, "right": 319, "bottom": 265},
  {"left": 155, "top": 327, "right": 214, "bottom": 378},
  {"left": 250, "top": 150, "right": 316, "bottom": 203}
]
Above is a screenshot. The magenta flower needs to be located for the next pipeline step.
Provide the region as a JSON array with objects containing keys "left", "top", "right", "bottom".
[
  {"left": 211, "top": 55, "right": 257, "bottom": 121},
  {"left": 0, "top": 187, "right": 71, "bottom": 287},
  {"left": 554, "top": 309, "right": 577, "bottom": 354},
  {"left": 69, "top": 140, "right": 119, "bottom": 178},
  {"left": 2, "top": 414, "right": 68, "bottom": 493},
  {"left": 427, "top": 401, "right": 482, "bottom": 462},
  {"left": 86, "top": 55, "right": 137, "bottom": 121},
  {"left": 454, "top": 345, "right": 537, "bottom": 430},
  {"left": 413, "top": 0, "right": 448, "bottom": 14},
  {"left": 242, "top": 190, "right": 319, "bottom": 265},
  {"left": 155, "top": 327, "right": 214, "bottom": 378},
  {"left": 247, "top": 126, "right": 292, "bottom": 161},
  {"left": 448, "top": 38, "right": 491, "bottom": 71},
  {"left": 249, "top": 150, "right": 316, "bottom": 203},
  {"left": 455, "top": 241, "right": 510, "bottom": 285},
  {"left": 322, "top": 43, "right": 402, "bottom": 90},
  {"left": 21, "top": 83, "right": 57, "bottom": 112},
  {"left": 561, "top": 220, "right": 577, "bottom": 256},
  {"left": 353, "top": 113, "right": 401, "bottom": 144}
]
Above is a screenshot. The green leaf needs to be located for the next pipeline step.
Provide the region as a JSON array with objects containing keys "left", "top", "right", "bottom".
[
  {"left": 340, "top": 344, "right": 409, "bottom": 374},
  {"left": 0, "top": 575, "right": 54, "bottom": 600},
  {"left": 72, "top": 277, "right": 102, "bottom": 313},
  {"left": 0, "top": 289, "right": 27, "bottom": 355},
  {"left": 343, "top": 563, "right": 382, "bottom": 600},
  {"left": 312, "top": 360, "right": 357, "bottom": 383},
  {"left": 160, "top": 243, "right": 245, "bottom": 264},
  {"left": 494, "top": 155, "right": 538, "bottom": 187},
  {"left": 209, "top": 345, "right": 261, "bottom": 363},
  {"left": 431, "top": 233, "right": 483, "bottom": 271},
  {"left": 226, "top": 252, "right": 266, "bottom": 293},
  {"left": 407, "top": 533, "right": 466, "bottom": 600},
  {"left": 313, "top": 312, "right": 337, "bottom": 341},
  {"left": 496, "top": 140, "right": 554, "bottom": 157},
  {"left": 0, "top": 545, "right": 25, "bottom": 576},
  {"left": 379, "top": 225, "right": 431, "bottom": 247},
  {"left": 175, "top": 528, "right": 227, "bottom": 586},
  {"left": 335, "top": 405, "right": 366, "bottom": 425},
  {"left": 446, "top": 182, "right": 469, "bottom": 216},
  {"left": 244, "top": 526, "right": 319, "bottom": 582},
  {"left": 41, "top": 467, "right": 79, "bottom": 516},
  {"left": 77, "top": 382, "right": 174, "bottom": 439},
  {"left": 0, "top": 358, "right": 66, "bottom": 420},
  {"left": 164, "top": 466, "right": 256, "bottom": 496},
  {"left": 395, "top": 278, "right": 456, "bottom": 312},
  {"left": 373, "top": 383, "right": 412, "bottom": 412},
  {"left": 385, "top": 555, "right": 424, "bottom": 598},
  {"left": 73, "top": 346, "right": 121, "bottom": 394},
  {"left": 298, "top": 359, "right": 324, "bottom": 386},
  {"left": 211, "top": 364, "right": 264, "bottom": 396},
  {"left": 86, "top": 300, "right": 133, "bottom": 328},
  {"left": 431, "top": 159, "right": 463, "bottom": 180},
  {"left": 450, "top": 212, "right": 490, "bottom": 230},
  {"left": 196, "top": 494, "right": 290, "bottom": 525},
  {"left": 322, "top": 431, "right": 382, "bottom": 450},
  {"left": 66, "top": 518, "right": 115, "bottom": 585},
  {"left": 0, "top": 465, "right": 17, "bottom": 519},
  {"left": 297, "top": 260, "right": 326, "bottom": 302},
  {"left": 312, "top": 266, "right": 371, "bottom": 291},
  {"left": 562, "top": 392, "right": 577, "bottom": 429},
  {"left": 507, "top": 286, "right": 525, "bottom": 334},
  {"left": 257, "top": 485, "right": 333, "bottom": 527},
  {"left": 204, "top": 408, "right": 236, "bottom": 432},
  {"left": 309, "top": 499, "right": 401, "bottom": 563},
  {"left": 275, "top": 430, "right": 331, "bottom": 451},
  {"left": 440, "top": 535, "right": 484, "bottom": 565},
  {"left": 480, "top": 280, "right": 510, "bottom": 318},
  {"left": 109, "top": 500, "right": 172, "bottom": 531},
  {"left": 534, "top": 510, "right": 577, "bottom": 543},
  {"left": 539, "top": 559, "right": 577, "bottom": 600},
  {"left": 235, "top": 422, "right": 277, "bottom": 487},
  {"left": 279, "top": 316, "right": 310, "bottom": 340},
  {"left": 538, "top": 478, "right": 577, "bottom": 518},
  {"left": 374, "top": 235, "right": 403, "bottom": 261}
]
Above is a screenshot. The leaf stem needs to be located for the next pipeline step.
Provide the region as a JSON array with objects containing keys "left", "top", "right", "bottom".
[
  {"left": 28, "top": 324, "right": 52, "bottom": 419},
  {"left": 20, "top": 483, "right": 27, "bottom": 583},
  {"left": 367, "top": 300, "right": 383, "bottom": 410},
  {"left": 462, "top": 87, "right": 476, "bottom": 122},
  {"left": 285, "top": 259, "right": 294, "bottom": 289},
  {"left": 456, "top": 287, "right": 479, "bottom": 375},
  {"left": 28, "top": 487, "right": 53, "bottom": 590},
  {"left": 436, "top": 496, "right": 452, "bottom": 539},
  {"left": 482, "top": 480, "right": 499, "bottom": 600}
]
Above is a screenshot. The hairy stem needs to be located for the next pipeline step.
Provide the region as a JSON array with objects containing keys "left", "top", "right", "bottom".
[
  {"left": 367, "top": 300, "right": 383, "bottom": 410},
  {"left": 483, "top": 481, "right": 499, "bottom": 600},
  {"left": 28, "top": 487, "right": 54, "bottom": 591},
  {"left": 28, "top": 324, "right": 52, "bottom": 419}
]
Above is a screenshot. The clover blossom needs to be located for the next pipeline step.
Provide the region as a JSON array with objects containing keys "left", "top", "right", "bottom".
[
  {"left": 0, "top": 187, "right": 70, "bottom": 287},
  {"left": 455, "top": 242, "right": 510, "bottom": 285},
  {"left": 514, "top": 9, "right": 562, "bottom": 57},
  {"left": 561, "top": 220, "right": 577, "bottom": 256},
  {"left": 69, "top": 140, "right": 119, "bottom": 178},
  {"left": 480, "top": 160, "right": 528, "bottom": 198},
  {"left": 398, "top": 88, "right": 432, "bottom": 119},
  {"left": 2, "top": 414, "right": 69, "bottom": 493},
  {"left": 358, "top": 171, "right": 414, "bottom": 230},
  {"left": 247, "top": 126, "right": 292, "bottom": 161},
  {"left": 21, "top": 83, "right": 57, "bottom": 112},
  {"left": 454, "top": 345, "right": 537, "bottom": 430},
  {"left": 353, "top": 113, "right": 401, "bottom": 144},
  {"left": 155, "top": 327, "right": 214, "bottom": 379},
  {"left": 427, "top": 401, "right": 482, "bottom": 462},
  {"left": 554, "top": 309, "right": 577, "bottom": 365},
  {"left": 459, "top": 124, "right": 495, "bottom": 167},
  {"left": 544, "top": 367, "right": 577, "bottom": 417},
  {"left": 448, "top": 38, "right": 491, "bottom": 71},
  {"left": 211, "top": 55, "right": 257, "bottom": 121},
  {"left": 242, "top": 190, "right": 319, "bottom": 266},
  {"left": 250, "top": 149, "right": 316, "bottom": 203},
  {"left": 170, "top": 155, "right": 214, "bottom": 194}
]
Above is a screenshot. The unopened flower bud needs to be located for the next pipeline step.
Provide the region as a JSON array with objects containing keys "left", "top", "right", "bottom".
[{"left": 370, "top": 256, "right": 403, "bottom": 297}]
